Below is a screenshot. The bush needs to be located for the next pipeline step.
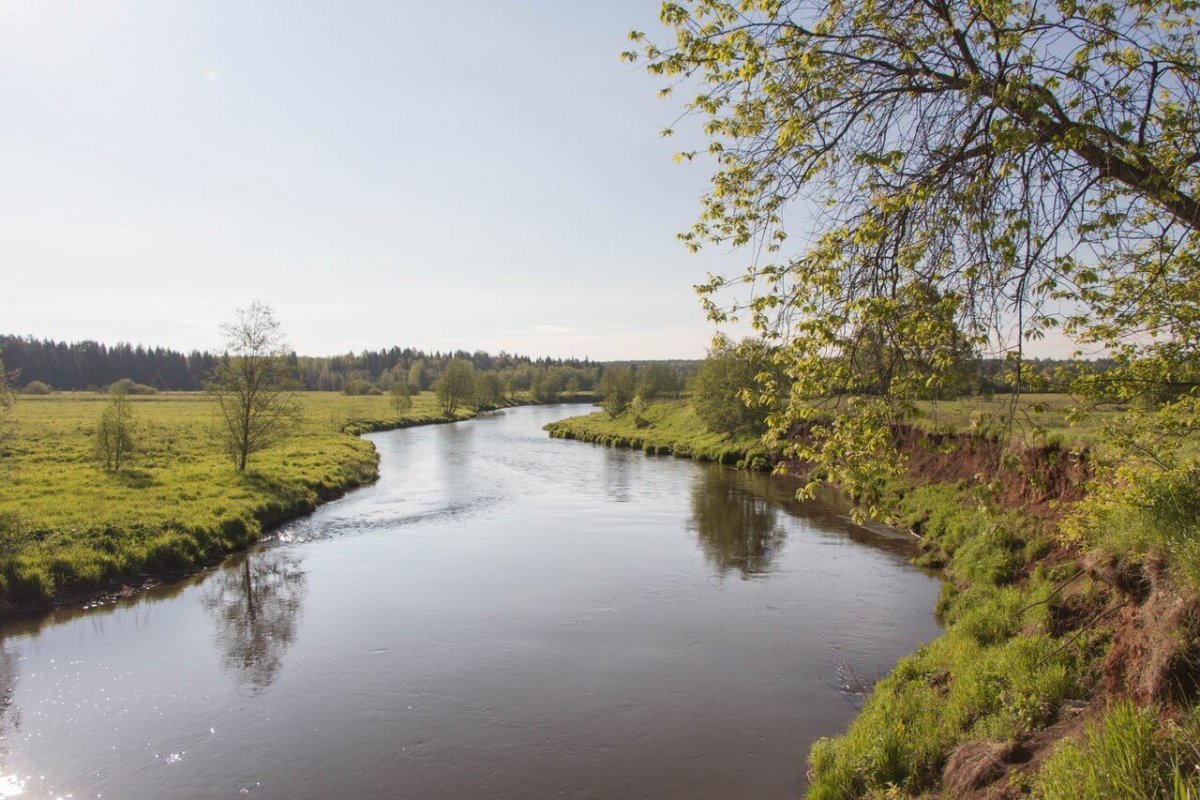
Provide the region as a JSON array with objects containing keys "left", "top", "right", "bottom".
[
  {"left": 599, "top": 368, "right": 636, "bottom": 417},
  {"left": 342, "top": 379, "right": 377, "bottom": 396},
  {"left": 1068, "top": 463, "right": 1200, "bottom": 589},
  {"left": 108, "top": 378, "right": 157, "bottom": 395},
  {"left": 691, "top": 336, "right": 783, "bottom": 436},
  {"left": 21, "top": 380, "right": 52, "bottom": 395}
]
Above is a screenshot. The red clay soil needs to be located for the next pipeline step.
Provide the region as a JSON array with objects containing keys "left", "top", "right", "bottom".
[
  {"left": 891, "top": 426, "right": 1093, "bottom": 514},
  {"left": 1099, "top": 554, "right": 1200, "bottom": 706}
]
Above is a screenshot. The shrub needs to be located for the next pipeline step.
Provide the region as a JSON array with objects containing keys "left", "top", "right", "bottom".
[
  {"left": 342, "top": 379, "right": 377, "bottom": 396},
  {"left": 108, "top": 378, "right": 157, "bottom": 395},
  {"left": 21, "top": 380, "right": 52, "bottom": 395},
  {"left": 690, "top": 336, "right": 781, "bottom": 436}
]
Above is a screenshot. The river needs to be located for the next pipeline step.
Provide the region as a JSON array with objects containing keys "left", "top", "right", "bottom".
[{"left": 0, "top": 405, "right": 940, "bottom": 799}]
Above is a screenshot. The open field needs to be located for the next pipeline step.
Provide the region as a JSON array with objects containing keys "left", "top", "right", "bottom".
[
  {"left": 912, "top": 393, "right": 1116, "bottom": 448},
  {"left": 0, "top": 391, "right": 472, "bottom": 609}
]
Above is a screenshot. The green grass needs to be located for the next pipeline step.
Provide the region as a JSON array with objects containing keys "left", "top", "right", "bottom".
[
  {"left": 912, "top": 392, "right": 1129, "bottom": 451},
  {"left": 0, "top": 391, "right": 472, "bottom": 608},
  {"left": 806, "top": 482, "right": 1091, "bottom": 798},
  {"left": 1066, "top": 463, "right": 1200, "bottom": 591},
  {"left": 1036, "top": 701, "right": 1200, "bottom": 800},
  {"left": 544, "top": 399, "right": 770, "bottom": 468}
]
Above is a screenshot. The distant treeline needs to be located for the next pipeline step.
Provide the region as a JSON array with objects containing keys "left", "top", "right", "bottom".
[{"left": 0, "top": 335, "right": 696, "bottom": 395}]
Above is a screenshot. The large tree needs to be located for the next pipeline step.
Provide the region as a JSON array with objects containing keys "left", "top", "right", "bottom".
[
  {"left": 629, "top": 0, "right": 1200, "bottom": 496},
  {"left": 207, "top": 302, "right": 301, "bottom": 472}
]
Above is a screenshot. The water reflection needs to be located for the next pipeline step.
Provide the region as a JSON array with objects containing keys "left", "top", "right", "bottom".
[
  {"left": 688, "top": 467, "right": 787, "bottom": 578},
  {"left": 0, "top": 640, "right": 21, "bottom": 795},
  {"left": 201, "top": 550, "right": 307, "bottom": 693}
]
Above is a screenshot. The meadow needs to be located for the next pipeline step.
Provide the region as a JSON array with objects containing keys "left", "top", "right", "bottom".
[{"left": 0, "top": 391, "right": 471, "bottom": 609}]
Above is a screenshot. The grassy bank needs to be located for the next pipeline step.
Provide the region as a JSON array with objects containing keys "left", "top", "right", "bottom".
[
  {"left": 0, "top": 391, "right": 477, "bottom": 611},
  {"left": 548, "top": 396, "right": 1200, "bottom": 797},
  {"left": 545, "top": 399, "right": 771, "bottom": 467}
]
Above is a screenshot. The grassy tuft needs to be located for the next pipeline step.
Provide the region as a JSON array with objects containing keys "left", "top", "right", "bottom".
[{"left": 1036, "top": 701, "right": 1200, "bottom": 800}]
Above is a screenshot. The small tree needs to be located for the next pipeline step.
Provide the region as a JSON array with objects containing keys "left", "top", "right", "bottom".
[
  {"left": 207, "top": 302, "right": 301, "bottom": 472},
  {"left": 389, "top": 380, "right": 413, "bottom": 418},
  {"left": 629, "top": 395, "right": 650, "bottom": 428},
  {"left": 475, "top": 371, "right": 504, "bottom": 409},
  {"left": 0, "top": 354, "right": 14, "bottom": 456},
  {"left": 638, "top": 363, "right": 679, "bottom": 401},
  {"left": 599, "top": 367, "right": 637, "bottom": 418},
  {"left": 691, "top": 337, "right": 781, "bottom": 436},
  {"left": 435, "top": 359, "right": 476, "bottom": 415},
  {"left": 95, "top": 383, "right": 136, "bottom": 472},
  {"left": 408, "top": 360, "right": 427, "bottom": 392}
]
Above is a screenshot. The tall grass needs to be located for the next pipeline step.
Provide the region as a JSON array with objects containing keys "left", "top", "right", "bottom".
[{"left": 1037, "top": 702, "right": 1200, "bottom": 800}]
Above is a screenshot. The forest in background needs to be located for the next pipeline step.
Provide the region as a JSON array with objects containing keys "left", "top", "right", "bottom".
[
  {"left": 0, "top": 334, "right": 608, "bottom": 395},
  {"left": 0, "top": 333, "right": 1112, "bottom": 400}
]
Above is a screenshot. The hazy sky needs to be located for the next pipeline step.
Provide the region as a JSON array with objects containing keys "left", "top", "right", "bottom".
[{"left": 0, "top": 0, "right": 766, "bottom": 360}]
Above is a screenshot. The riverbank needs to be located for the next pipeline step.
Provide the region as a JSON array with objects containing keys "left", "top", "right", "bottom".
[
  {"left": 546, "top": 399, "right": 1200, "bottom": 797},
  {"left": 0, "top": 392, "right": 519, "bottom": 615},
  {"left": 546, "top": 399, "right": 774, "bottom": 468}
]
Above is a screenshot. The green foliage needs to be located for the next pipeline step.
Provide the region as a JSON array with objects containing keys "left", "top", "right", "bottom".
[
  {"left": 599, "top": 367, "right": 636, "bottom": 417},
  {"left": 845, "top": 284, "right": 980, "bottom": 400},
  {"left": 206, "top": 302, "right": 302, "bottom": 472},
  {"left": 21, "top": 380, "right": 52, "bottom": 395},
  {"left": 342, "top": 379, "right": 380, "bottom": 396},
  {"left": 388, "top": 380, "right": 413, "bottom": 418},
  {"left": 690, "top": 336, "right": 779, "bottom": 437},
  {"left": 637, "top": 363, "right": 680, "bottom": 401},
  {"left": 1066, "top": 462, "right": 1200, "bottom": 590},
  {"left": 632, "top": 0, "right": 1200, "bottom": 509},
  {"left": 475, "top": 371, "right": 504, "bottom": 409},
  {"left": 1036, "top": 702, "right": 1200, "bottom": 800},
  {"left": 108, "top": 378, "right": 157, "bottom": 395},
  {"left": 530, "top": 367, "right": 564, "bottom": 403},
  {"left": 94, "top": 384, "right": 136, "bottom": 472},
  {"left": 0, "top": 354, "right": 12, "bottom": 456},
  {"left": 434, "top": 358, "right": 476, "bottom": 415},
  {"left": 628, "top": 396, "right": 649, "bottom": 428}
]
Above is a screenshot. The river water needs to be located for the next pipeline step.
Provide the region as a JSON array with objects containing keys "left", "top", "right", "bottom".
[{"left": 0, "top": 405, "right": 940, "bottom": 799}]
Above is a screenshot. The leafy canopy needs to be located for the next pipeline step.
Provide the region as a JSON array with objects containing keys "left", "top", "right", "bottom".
[{"left": 629, "top": 0, "right": 1200, "bottom": 500}]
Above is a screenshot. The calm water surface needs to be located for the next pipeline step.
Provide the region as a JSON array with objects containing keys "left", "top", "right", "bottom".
[{"left": 0, "top": 405, "right": 940, "bottom": 799}]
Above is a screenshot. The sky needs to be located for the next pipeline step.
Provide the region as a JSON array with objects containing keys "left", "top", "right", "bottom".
[{"left": 0, "top": 0, "right": 762, "bottom": 360}]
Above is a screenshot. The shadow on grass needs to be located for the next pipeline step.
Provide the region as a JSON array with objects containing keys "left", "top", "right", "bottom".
[{"left": 114, "top": 469, "right": 155, "bottom": 489}]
